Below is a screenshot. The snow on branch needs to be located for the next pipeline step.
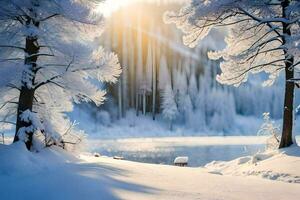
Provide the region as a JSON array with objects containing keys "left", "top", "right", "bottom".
[
  {"left": 165, "top": 0, "right": 300, "bottom": 86},
  {"left": 0, "top": 0, "right": 121, "bottom": 151}
]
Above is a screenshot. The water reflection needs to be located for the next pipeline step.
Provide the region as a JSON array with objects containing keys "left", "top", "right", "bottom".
[{"left": 89, "top": 137, "right": 265, "bottom": 167}]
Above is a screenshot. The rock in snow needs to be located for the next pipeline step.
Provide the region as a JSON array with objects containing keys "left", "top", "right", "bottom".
[
  {"left": 93, "top": 152, "right": 101, "bottom": 157},
  {"left": 174, "top": 156, "right": 189, "bottom": 166}
]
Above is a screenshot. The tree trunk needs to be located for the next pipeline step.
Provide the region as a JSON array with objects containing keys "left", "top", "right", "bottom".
[
  {"left": 279, "top": 0, "right": 294, "bottom": 149},
  {"left": 118, "top": 80, "right": 122, "bottom": 119},
  {"left": 13, "top": 88, "right": 35, "bottom": 149},
  {"left": 152, "top": 46, "right": 156, "bottom": 120},
  {"left": 13, "top": 18, "right": 39, "bottom": 150},
  {"left": 143, "top": 90, "right": 146, "bottom": 115},
  {"left": 279, "top": 59, "right": 294, "bottom": 148},
  {"left": 136, "top": 92, "right": 139, "bottom": 116}
]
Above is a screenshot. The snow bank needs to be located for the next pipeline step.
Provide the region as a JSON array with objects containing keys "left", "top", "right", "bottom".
[
  {"left": 0, "top": 142, "right": 37, "bottom": 176},
  {"left": 0, "top": 142, "right": 77, "bottom": 176},
  {"left": 204, "top": 145, "right": 300, "bottom": 183},
  {"left": 0, "top": 143, "right": 122, "bottom": 200}
]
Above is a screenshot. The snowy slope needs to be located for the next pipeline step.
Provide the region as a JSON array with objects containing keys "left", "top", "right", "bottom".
[{"left": 1, "top": 142, "right": 300, "bottom": 200}]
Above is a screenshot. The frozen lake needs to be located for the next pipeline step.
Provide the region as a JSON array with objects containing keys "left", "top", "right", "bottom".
[{"left": 88, "top": 136, "right": 269, "bottom": 167}]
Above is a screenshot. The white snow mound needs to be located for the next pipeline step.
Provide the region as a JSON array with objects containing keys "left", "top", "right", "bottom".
[
  {"left": 0, "top": 142, "right": 77, "bottom": 176},
  {"left": 204, "top": 145, "right": 300, "bottom": 183}
]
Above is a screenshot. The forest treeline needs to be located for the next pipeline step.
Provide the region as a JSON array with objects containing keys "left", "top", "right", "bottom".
[{"left": 88, "top": 2, "right": 298, "bottom": 132}]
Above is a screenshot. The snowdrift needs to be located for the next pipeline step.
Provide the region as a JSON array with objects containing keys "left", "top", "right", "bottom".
[
  {"left": 0, "top": 142, "right": 77, "bottom": 176},
  {"left": 204, "top": 144, "right": 300, "bottom": 183}
]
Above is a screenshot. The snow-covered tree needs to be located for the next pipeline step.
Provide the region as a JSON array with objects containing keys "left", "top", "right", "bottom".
[
  {"left": 162, "top": 84, "right": 179, "bottom": 130},
  {"left": 165, "top": 0, "right": 300, "bottom": 148},
  {"left": 206, "top": 89, "right": 236, "bottom": 132},
  {"left": 0, "top": 0, "right": 121, "bottom": 150},
  {"left": 188, "top": 73, "right": 198, "bottom": 107},
  {"left": 193, "top": 86, "right": 207, "bottom": 131},
  {"left": 257, "top": 112, "right": 281, "bottom": 150},
  {"left": 181, "top": 94, "right": 193, "bottom": 130}
]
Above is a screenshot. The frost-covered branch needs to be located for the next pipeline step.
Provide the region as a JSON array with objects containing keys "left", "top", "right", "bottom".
[
  {"left": 166, "top": 0, "right": 300, "bottom": 148},
  {"left": 165, "top": 0, "right": 300, "bottom": 86},
  {"left": 0, "top": 0, "right": 121, "bottom": 151},
  {"left": 0, "top": 120, "right": 16, "bottom": 125}
]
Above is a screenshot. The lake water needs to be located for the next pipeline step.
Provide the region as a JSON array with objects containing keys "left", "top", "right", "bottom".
[{"left": 88, "top": 136, "right": 267, "bottom": 167}]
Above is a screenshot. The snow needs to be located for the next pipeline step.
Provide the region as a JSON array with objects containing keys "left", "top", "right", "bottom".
[
  {"left": 1, "top": 142, "right": 300, "bottom": 200},
  {"left": 204, "top": 144, "right": 300, "bottom": 184},
  {"left": 0, "top": 1, "right": 299, "bottom": 199}
]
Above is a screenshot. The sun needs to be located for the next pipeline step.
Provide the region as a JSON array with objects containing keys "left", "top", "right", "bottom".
[{"left": 96, "top": 0, "right": 136, "bottom": 17}]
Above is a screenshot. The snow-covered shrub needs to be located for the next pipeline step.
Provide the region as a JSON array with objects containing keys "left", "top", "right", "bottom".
[
  {"left": 57, "top": 122, "right": 86, "bottom": 152},
  {"left": 257, "top": 113, "right": 280, "bottom": 150},
  {"left": 28, "top": 117, "right": 86, "bottom": 152}
]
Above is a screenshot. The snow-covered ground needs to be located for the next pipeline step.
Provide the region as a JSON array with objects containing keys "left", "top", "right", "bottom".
[
  {"left": 204, "top": 144, "right": 300, "bottom": 183},
  {"left": 1, "top": 142, "right": 300, "bottom": 200}
]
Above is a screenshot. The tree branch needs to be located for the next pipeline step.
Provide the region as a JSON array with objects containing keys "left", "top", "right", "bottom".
[
  {"left": 0, "top": 45, "right": 25, "bottom": 51},
  {"left": 0, "top": 120, "right": 16, "bottom": 125},
  {"left": 39, "top": 14, "right": 59, "bottom": 22}
]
